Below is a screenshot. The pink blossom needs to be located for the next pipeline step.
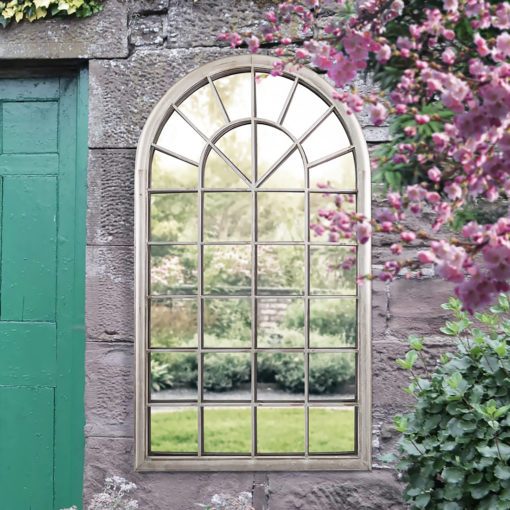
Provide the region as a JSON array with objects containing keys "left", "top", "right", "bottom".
[
  {"left": 444, "top": 181, "right": 462, "bottom": 200},
  {"left": 496, "top": 33, "right": 510, "bottom": 60},
  {"left": 443, "top": 0, "right": 458, "bottom": 12},
  {"left": 391, "top": 243, "right": 403, "bottom": 255},
  {"left": 404, "top": 126, "right": 417, "bottom": 137},
  {"left": 376, "top": 44, "right": 391, "bottom": 63},
  {"left": 355, "top": 221, "right": 372, "bottom": 244},
  {"left": 415, "top": 114, "right": 430, "bottom": 124},
  {"left": 418, "top": 250, "right": 435, "bottom": 264},
  {"left": 369, "top": 103, "right": 388, "bottom": 126},
  {"left": 441, "top": 47, "right": 456, "bottom": 64},
  {"left": 400, "top": 231, "right": 416, "bottom": 243},
  {"left": 474, "top": 33, "right": 490, "bottom": 57},
  {"left": 432, "top": 132, "right": 449, "bottom": 150},
  {"left": 427, "top": 166, "right": 442, "bottom": 182},
  {"left": 247, "top": 36, "right": 260, "bottom": 53}
]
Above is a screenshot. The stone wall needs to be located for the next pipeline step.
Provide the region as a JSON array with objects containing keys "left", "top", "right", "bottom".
[{"left": 0, "top": 1, "right": 455, "bottom": 508}]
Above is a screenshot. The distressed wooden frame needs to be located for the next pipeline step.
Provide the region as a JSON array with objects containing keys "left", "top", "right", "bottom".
[{"left": 135, "top": 55, "right": 371, "bottom": 471}]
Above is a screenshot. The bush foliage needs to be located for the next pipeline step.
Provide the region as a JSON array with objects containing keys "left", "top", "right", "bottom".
[
  {"left": 0, "top": 0, "right": 102, "bottom": 26},
  {"left": 395, "top": 295, "right": 510, "bottom": 509}
]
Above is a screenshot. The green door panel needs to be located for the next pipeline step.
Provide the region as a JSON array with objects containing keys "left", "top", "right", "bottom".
[
  {"left": 2, "top": 101, "right": 59, "bottom": 153},
  {"left": 0, "top": 73, "right": 87, "bottom": 509},
  {"left": 0, "top": 386, "right": 55, "bottom": 510},
  {"left": 1, "top": 176, "right": 57, "bottom": 321},
  {"left": 0, "top": 154, "right": 59, "bottom": 175},
  {"left": 0, "top": 322, "right": 56, "bottom": 386}
]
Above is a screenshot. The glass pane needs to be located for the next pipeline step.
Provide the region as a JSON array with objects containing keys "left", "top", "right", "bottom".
[
  {"left": 283, "top": 84, "right": 329, "bottom": 138},
  {"left": 151, "top": 150, "right": 197, "bottom": 189},
  {"left": 258, "top": 192, "right": 304, "bottom": 242},
  {"left": 309, "top": 406, "right": 356, "bottom": 453},
  {"left": 310, "top": 193, "right": 356, "bottom": 244},
  {"left": 257, "top": 298, "right": 304, "bottom": 348},
  {"left": 257, "top": 246, "right": 305, "bottom": 295},
  {"left": 150, "top": 352, "right": 198, "bottom": 401},
  {"left": 204, "top": 245, "right": 251, "bottom": 295},
  {"left": 309, "top": 298, "right": 357, "bottom": 348},
  {"left": 157, "top": 112, "right": 205, "bottom": 162},
  {"left": 150, "top": 193, "right": 197, "bottom": 242},
  {"left": 204, "top": 148, "right": 248, "bottom": 189},
  {"left": 204, "top": 192, "right": 252, "bottom": 242},
  {"left": 257, "top": 124, "right": 294, "bottom": 180},
  {"left": 257, "top": 353, "right": 304, "bottom": 401},
  {"left": 204, "top": 298, "right": 252, "bottom": 348},
  {"left": 310, "top": 152, "right": 356, "bottom": 191},
  {"left": 215, "top": 125, "right": 252, "bottom": 181},
  {"left": 256, "top": 73, "right": 294, "bottom": 122},
  {"left": 302, "top": 112, "right": 350, "bottom": 163},
  {"left": 203, "top": 353, "right": 251, "bottom": 401},
  {"left": 150, "top": 298, "right": 198, "bottom": 348},
  {"left": 257, "top": 407, "right": 305, "bottom": 454},
  {"left": 150, "top": 245, "right": 198, "bottom": 295},
  {"left": 214, "top": 72, "right": 251, "bottom": 120},
  {"left": 309, "top": 352, "right": 356, "bottom": 400},
  {"left": 150, "top": 407, "right": 198, "bottom": 454},
  {"left": 260, "top": 148, "right": 305, "bottom": 189},
  {"left": 204, "top": 406, "right": 252, "bottom": 454},
  {"left": 310, "top": 246, "right": 356, "bottom": 295},
  {"left": 178, "top": 82, "right": 224, "bottom": 137}
]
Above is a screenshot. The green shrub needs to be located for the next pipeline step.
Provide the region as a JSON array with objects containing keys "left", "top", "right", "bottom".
[
  {"left": 395, "top": 295, "right": 510, "bottom": 509},
  {"left": 150, "top": 358, "right": 174, "bottom": 392},
  {"left": 284, "top": 299, "right": 356, "bottom": 340},
  {"left": 204, "top": 354, "right": 251, "bottom": 392},
  {"left": 258, "top": 352, "right": 355, "bottom": 394}
]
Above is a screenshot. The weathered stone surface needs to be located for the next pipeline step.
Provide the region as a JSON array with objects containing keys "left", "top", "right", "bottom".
[
  {"left": 130, "top": 14, "right": 167, "bottom": 46},
  {"left": 89, "top": 47, "right": 242, "bottom": 148},
  {"left": 267, "top": 471, "right": 404, "bottom": 509},
  {"left": 363, "top": 125, "right": 391, "bottom": 142},
  {"left": 87, "top": 149, "right": 135, "bottom": 246},
  {"left": 86, "top": 245, "right": 134, "bottom": 342},
  {"left": 131, "top": 0, "right": 169, "bottom": 13},
  {"left": 166, "top": 0, "right": 270, "bottom": 49},
  {"left": 372, "top": 279, "right": 389, "bottom": 340},
  {"left": 388, "top": 278, "right": 455, "bottom": 338},
  {"left": 0, "top": 0, "right": 128, "bottom": 59},
  {"left": 84, "top": 437, "right": 255, "bottom": 510},
  {"left": 85, "top": 342, "right": 134, "bottom": 438}
]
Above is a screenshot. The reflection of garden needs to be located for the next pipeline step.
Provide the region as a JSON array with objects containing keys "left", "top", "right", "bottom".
[
  {"left": 147, "top": 71, "right": 359, "bottom": 454},
  {"left": 151, "top": 407, "right": 355, "bottom": 454},
  {"left": 150, "top": 298, "right": 357, "bottom": 401}
]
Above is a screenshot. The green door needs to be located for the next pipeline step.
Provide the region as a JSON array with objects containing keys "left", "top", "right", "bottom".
[{"left": 0, "top": 72, "right": 87, "bottom": 509}]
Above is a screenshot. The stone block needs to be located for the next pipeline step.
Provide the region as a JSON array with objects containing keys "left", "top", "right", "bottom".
[
  {"left": 85, "top": 342, "right": 134, "bottom": 438},
  {"left": 86, "top": 245, "right": 134, "bottom": 342},
  {"left": 130, "top": 14, "right": 167, "bottom": 46},
  {"left": 266, "top": 471, "right": 404, "bottom": 509},
  {"left": 87, "top": 149, "right": 135, "bottom": 246},
  {"left": 388, "top": 278, "right": 455, "bottom": 338},
  {"left": 0, "top": 0, "right": 128, "bottom": 59},
  {"left": 166, "top": 0, "right": 270, "bottom": 49},
  {"left": 132, "top": 0, "right": 168, "bottom": 13},
  {"left": 84, "top": 437, "right": 255, "bottom": 510},
  {"left": 372, "top": 279, "right": 389, "bottom": 340},
  {"left": 89, "top": 47, "right": 242, "bottom": 148}
]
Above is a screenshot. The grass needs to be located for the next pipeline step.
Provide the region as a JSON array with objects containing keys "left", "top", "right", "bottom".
[{"left": 151, "top": 407, "right": 355, "bottom": 454}]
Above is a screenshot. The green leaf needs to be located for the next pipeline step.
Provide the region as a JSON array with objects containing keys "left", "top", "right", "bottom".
[
  {"left": 495, "top": 464, "right": 510, "bottom": 480},
  {"left": 470, "top": 483, "right": 491, "bottom": 500},
  {"left": 442, "top": 467, "right": 465, "bottom": 484},
  {"left": 414, "top": 493, "right": 431, "bottom": 508}
]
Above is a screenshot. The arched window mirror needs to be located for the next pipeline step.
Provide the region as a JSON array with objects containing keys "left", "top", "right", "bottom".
[{"left": 135, "top": 55, "right": 371, "bottom": 471}]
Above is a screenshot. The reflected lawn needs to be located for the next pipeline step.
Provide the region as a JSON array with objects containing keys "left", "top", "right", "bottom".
[{"left": 151, "top": 407, "right": 355, "bottom": 454}]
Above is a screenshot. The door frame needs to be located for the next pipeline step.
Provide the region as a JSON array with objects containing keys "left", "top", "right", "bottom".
[{"left": 0, "top": 62, "right": 89, "bottom": 509}]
